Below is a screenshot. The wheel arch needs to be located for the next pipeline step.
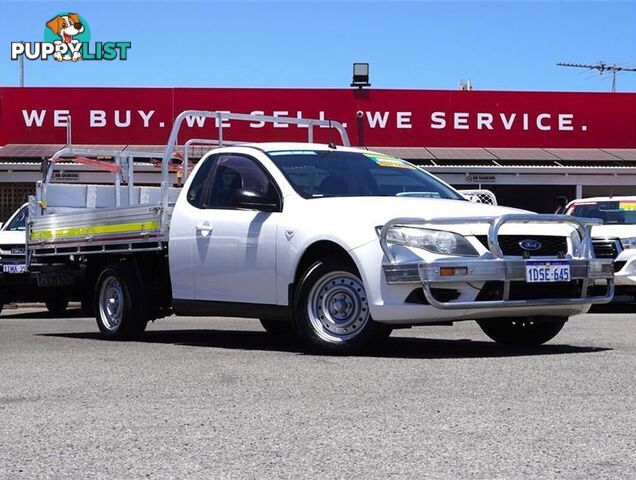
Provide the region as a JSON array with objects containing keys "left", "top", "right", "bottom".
[
  {"left": 290, "top": 240, "right": 366, "bottom": 305},
  {"left": 294, "top": 241, "right": 357, "bottom": 280}
]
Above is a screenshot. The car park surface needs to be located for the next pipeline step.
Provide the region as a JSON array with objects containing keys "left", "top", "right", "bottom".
[{"left": 0, "top": 309, "right": 634, "bottom": 479}]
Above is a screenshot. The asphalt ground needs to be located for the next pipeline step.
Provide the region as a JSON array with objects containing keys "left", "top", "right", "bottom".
[{"left": 0, "top": 308, "right": 634, "bottom": 480}]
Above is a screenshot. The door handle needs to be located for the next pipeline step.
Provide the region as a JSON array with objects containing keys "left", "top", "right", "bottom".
[{"left": 196, "top": 224, "right": 213, "bottom": 237}]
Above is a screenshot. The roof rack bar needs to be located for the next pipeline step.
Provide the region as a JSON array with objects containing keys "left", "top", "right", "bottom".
[{"left": 49, "top": 147, "right": 166, "bottom": 159}]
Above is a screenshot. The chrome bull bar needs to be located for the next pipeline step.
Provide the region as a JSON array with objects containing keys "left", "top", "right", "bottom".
[{"left": 379, "top": 214, "right": 615, "bottom": 310}]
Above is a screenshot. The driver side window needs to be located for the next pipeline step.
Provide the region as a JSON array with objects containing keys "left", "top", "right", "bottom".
[{"left": 201, "top": 154, "right": 280, "bottom": 210}]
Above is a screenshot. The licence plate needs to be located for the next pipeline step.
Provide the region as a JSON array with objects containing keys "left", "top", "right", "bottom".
[
  {"left": 525, "top": 260, "right": 570, "bottom": 283},
  {"left": 2, "top": 264, "right": 28, "bottom": 274}
]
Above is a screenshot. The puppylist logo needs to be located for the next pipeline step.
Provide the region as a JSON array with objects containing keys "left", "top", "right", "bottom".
[{"left": 11, "top": 12, "right": 131, "bottom": 62}]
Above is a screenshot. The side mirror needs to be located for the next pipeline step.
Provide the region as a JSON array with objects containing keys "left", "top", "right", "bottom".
[{"left": 232, "top": 189, "right": 279, "bottom": 212}]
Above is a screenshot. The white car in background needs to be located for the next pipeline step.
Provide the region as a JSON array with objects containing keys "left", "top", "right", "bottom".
[
  {"left": 565, "top": 196, "right": 636, "bottom": 305},
  {"left": 0, "top": 204, "right": 28, "bottom": 273},
  {"left": 0, "top": 204, "right": 27, "bottom": 255},
  {"left": 0, "top": 204, "right": 69, "bottom": 315}
]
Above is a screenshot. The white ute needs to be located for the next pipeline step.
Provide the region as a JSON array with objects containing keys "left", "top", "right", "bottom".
[
  {"left": 25, "top": 111, "right": 614, "bottom": 352},
  {"left": 565, "top": 196, "right": 636, "bottom": 306},
  {"left": 0, "top": 204, "right": 71, "bottom": 315}
]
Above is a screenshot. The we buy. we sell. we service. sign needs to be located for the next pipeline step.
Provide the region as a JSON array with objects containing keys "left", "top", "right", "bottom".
[{"left": 1, "top": 87, "right": 635, "bottom": 148}]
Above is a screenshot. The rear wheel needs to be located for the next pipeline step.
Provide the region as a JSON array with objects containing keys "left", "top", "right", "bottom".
[
  {"left": 478, "top": 316, "right": 566, "bottom": 346},
  {"left": 259, "top": 319, "right": 295, "bottom": 335},
  {"left": 46, "top": 297, "right": 68, "bottom": 316},
  {"left": 294, "top": 259, "right": 391, "bottom": 353},
  {"left": 95, "top": 262, "right": 148, "bottom": 340}
]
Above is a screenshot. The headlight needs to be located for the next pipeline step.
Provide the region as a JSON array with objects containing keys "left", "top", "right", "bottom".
[
  {"left": 621, "top": 237, "right": 636, "bottom": 249},
  {"left": 379, "top": 226, "right": 478, "bottom": 256}
]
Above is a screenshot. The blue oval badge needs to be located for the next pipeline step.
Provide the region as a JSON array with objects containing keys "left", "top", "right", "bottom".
[{"left": 519, "top": 239, "right": 542, "bottom": 251}]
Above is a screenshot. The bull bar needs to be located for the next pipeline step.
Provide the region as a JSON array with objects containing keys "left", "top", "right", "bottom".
[{"left": 379, "top": 214, "right": 615, "bottom": 310}]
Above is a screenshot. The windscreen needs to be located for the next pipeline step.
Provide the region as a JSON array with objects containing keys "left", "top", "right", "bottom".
[
  {"left": 267, "top": 150, "right": 464, "bottom": 200},
  {"left": 4, "top": 206, "right": 27, "bottom": 231},
  {"left": 567, "top": 200, "right": 636, "bottom": 225}
]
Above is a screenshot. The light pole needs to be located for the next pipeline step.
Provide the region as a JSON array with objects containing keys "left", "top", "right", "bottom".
[{"left": 19, "top": 41, "right": 25, "bottom": 86}]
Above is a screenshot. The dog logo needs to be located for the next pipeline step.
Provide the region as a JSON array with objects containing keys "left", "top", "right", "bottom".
[
  {"left": 47, "top": 13, "right": 84, "bottom": 44},
  {"left": 45, "top": 13, "right": 87, "bottom": 61},
  {"left": 519, "top": 239, "right": 542, "bottom": 251}
]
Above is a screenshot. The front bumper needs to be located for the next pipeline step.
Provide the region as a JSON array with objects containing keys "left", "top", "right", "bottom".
[
  {"left": 380, "top": 214, "right": 615, "bottom": 310},
  {"left": 384, "top": 257, "right": 613, "bottom": 309}
]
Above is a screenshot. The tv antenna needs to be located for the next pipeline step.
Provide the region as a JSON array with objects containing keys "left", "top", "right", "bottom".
[{"left": 557, "top": 61, "right": 636, "bottom": 92}]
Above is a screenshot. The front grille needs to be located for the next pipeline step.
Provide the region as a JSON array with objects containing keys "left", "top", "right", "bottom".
[
  {"left": 475, "top": 235, "right": 568, "bottom": 256},
  {"left": 0, "top": 244, "right": 26, "bottom": 260},
  {"left": 0, "top": 244, "right": 25, "bottom": 254},
  {"left": 476, "top": 280, "right": 583, "bottom": 301},
  {"left": 592, "top": 239, "right": 621, "bottom": 259}
]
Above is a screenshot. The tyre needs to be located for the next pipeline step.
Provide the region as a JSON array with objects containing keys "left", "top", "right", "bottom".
[
  {"left": 45, "top": 297, "right": 69, "bottom": 316},
  {"left": 95, "top": 262, "right": 148, "bottom": 340},
  {"left": 260, "top": 318, "right": 295, "bottom": 335},
  {"left": 477, "top": 316, "right": 567, "bottom": 346},
  {"left": 294, "top": 258, "right": 391, "bottom": 353}
]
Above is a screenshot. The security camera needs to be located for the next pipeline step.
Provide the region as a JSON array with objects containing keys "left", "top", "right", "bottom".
[{"left": 356, "top": 111, "right": 364, "bottom": 119}]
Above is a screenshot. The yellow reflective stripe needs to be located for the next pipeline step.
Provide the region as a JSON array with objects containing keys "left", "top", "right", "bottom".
[{"left": 30, "top": 220, "right": 161, "bottom": 241}]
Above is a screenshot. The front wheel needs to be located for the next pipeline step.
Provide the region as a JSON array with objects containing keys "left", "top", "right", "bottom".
[
  {"left": 294, "top": 259, "right": 391, "bottom": 353},
  {"left": 477, "top": 316, "right": 567, "bottom": 346},
  {"left": 95, "top": 262, "right": 148, "bottom": 340}
]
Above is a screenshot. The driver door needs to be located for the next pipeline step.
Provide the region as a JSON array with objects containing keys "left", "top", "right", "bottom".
[{"left": 192, "top": 153, "right": 281, "bottom": 305}]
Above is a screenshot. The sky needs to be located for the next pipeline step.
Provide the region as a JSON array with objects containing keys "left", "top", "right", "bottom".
[{"left": 0, "top": 0, "right": 635, "bottom": 92}]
